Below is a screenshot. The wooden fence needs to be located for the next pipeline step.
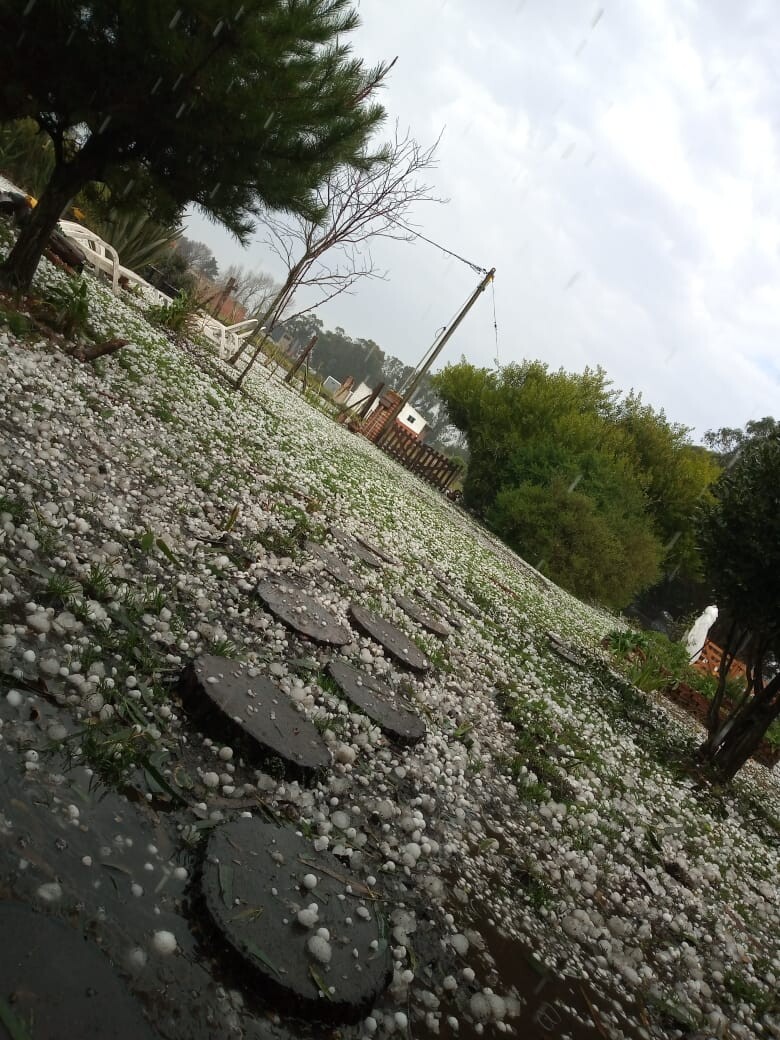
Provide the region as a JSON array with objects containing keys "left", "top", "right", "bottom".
[{"left": 368, "top": 421, "right": 461, "bottom": 492}]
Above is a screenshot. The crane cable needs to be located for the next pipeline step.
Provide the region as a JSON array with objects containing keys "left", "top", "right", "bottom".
[
  {"left": 389, "top": 217, "right": 488, "bottom": 275},
  {"left": 491, "top": 276, "right": 500, "bottom": 369}
]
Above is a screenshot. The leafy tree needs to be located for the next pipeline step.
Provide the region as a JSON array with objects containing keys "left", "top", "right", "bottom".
[
  {"left": 703, "top": 416, "right": 778, "bottom": 464},
  {"left": 0, "top": 0, "right": 390, "bottom": 291},
  {"left": 145, "top": 241, "right": 196, "bottom": 296},
  {"left": 696, "top": 422, "right": 780, "bottom": 779},
  {"left": 78, "top": 199, "right": 184, "bottom": 272},
  {"left": 487, "top": 479, "right": 661, "bottom": 608},
  {"left": 616, "top": 394, "right": 721, "bottom": 579},
  {"left": 0, "top": 118, "right": 55, "bottom": 197},
  {"left": 175, "top": 238, "right": 219, "bottom": 281},
  {"left": 432, "top": 360, "right": 715, "bottom": 608}
]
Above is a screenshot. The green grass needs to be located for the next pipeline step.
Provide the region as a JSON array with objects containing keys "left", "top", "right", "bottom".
[{"left": 0, "top": 494, "right": 28, "bottom": 524}]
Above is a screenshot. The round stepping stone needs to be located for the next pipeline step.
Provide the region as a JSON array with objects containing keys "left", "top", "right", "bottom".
[
  {"left": 354, "top": 534, "right": 399, "bottom": 566},
  {"left": 201, "top": 819, "right": 391, "bottom": 1021},
  {"left": 547, "top": 632, "right": 585, "bottom": 667},
  {"left": 305, "top": 540, "right": 365, "bottom": 592},
  {"left": 394, "top": 594, "right": 452, "bottom": 638},
  {"left": 330, "top": 527, "right": 383, "bottom": 568},
  {"left": 416, "top": 588, "right": 464, "bottom": 629},
  {"left": 326, "top": 660, "right": 426, "bottom": 745},
  {"left": 256, "top": 578, "right": 351, "bottom": 646},
  {"left": 0, "top": 902, "right": 156, "bottom": 1040},
  {"left": 180, "top": 656, "right": 331, "bottom": 780},
  {"left": 348, "top": 603, "right": 432, "bottom": 673},
  {"left": 433, "top": 576, "right": 480, "bottom": 617}
]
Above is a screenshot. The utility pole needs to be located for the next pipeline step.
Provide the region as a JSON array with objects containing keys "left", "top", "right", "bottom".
[
  {"left": 284, "top": 334, "right": 318, "bottom": 384},
  {"left": 376, "top": 267, "right": 495, "bottom": 446}
]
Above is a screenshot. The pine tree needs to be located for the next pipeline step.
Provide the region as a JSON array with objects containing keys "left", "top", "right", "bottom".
[{"left": 0, "top": 0, "right": 389, "bottom": 290}]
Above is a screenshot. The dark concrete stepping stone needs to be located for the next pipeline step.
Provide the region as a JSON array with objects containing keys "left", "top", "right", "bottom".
[
  {"left": 394, "top": 593, "right": 452, "bottom": 638},
  {"left": 0, "top": 902, "right": 156, "bottom": 1040},
  {"left": 348, "top": 603, "right": 432, "bottom": 673},
  {"left": 416, "top": 588, "right": 464, "bottom": 629},
  {"left": 330, "top": 527, "right": 383, "bottom": 568},
  {"left": 306, "top": 540, "right": 365, "bottom": 592},
  {"left": 433, "top": 576, "right": 480, "bottom": 617},
  {"left": 354, "top": 534, "right": 399, "bottom": 566},
  {"left": 547, "top": 632, "right": 585, "bottom": 667},
  {"left": 256, "top": 578, "right": 351, "bottom": 646},
  {"left": 326, "top": 660, "right": 426, "bottom": 745},
  {"left": 201, "top": 819, "right": 391, "bottom": 1021},
  {"left": 181, "top": 656, "right": 331, "bottom": 780}
]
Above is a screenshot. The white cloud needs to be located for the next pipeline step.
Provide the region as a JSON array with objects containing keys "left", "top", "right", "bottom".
[{"left": 184, "top": 0, "right": 779, "bottom": 437}]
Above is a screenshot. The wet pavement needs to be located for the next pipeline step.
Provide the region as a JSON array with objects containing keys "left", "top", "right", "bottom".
[{"left": 0, "top": 681, "right": 648, "bottom": 1040}]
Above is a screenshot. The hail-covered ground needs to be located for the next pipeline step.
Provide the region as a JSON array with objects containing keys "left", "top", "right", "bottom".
[{"left": 0, "top": 253, "right": 778, "bottom": 1040}]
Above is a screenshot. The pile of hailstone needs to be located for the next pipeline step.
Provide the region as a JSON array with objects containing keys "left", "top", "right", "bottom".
[{"left": 1, "top": 252, "right": 778, "bottom": 1040}]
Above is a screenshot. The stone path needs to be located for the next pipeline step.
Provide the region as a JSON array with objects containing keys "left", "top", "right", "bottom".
[
  {"left": 354, "top": 534, "right": 400, "bottom": 566},
  {"left": 433, "top": 575, "right": 480, "bottom": 618},
  {"left": 327, "top": 659, "right": 426, "bottom": 745},
  {"left": 256, "top": 578, "right": 352, "bottom": 646},
  {"left": 394, "top": 593, "right": 453, "bottom": 638},
  {"left": 415, "top": 587, "right": 464, "bottom": 629},
  {"left": 181, "top": 655, "right": 331, "bottom": 780},
  {"left": 348, "top": 603, "right": 433, "bottom": 673},
  {"left": 547, "top": 631, "right": 585, "bottom": 667},
  {"left": 330, "top": 527, "right": 384, "bottom": 568},
  {"left": 305, "top": 540, "right": 365, "bottom": 592},
  {"left": 200, "top": 819, "right": 392, "bottom": 1021}
]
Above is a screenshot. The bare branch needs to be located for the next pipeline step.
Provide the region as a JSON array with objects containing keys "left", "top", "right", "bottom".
[{"left": 231, "top": 122, "right": 444, "bottom": 384}]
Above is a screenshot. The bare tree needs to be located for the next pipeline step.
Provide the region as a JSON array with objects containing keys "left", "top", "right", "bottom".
[
  {"left": 230, "top": 125, "right": 443, "bottom": 388},
  {"left": 220, "top": 264, "right": 281, "bottom": 322}
]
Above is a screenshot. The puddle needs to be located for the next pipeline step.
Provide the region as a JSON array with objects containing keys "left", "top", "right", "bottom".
[{"left": 0, "top": 696, "right": 298, "bottom": 1040}]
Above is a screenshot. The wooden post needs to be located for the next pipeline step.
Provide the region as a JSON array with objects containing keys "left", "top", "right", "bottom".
[
  {"left": 284, "top": 334, "right": 317, "bottom": 384},
  {"left": 376, "top": 267, "right": 495, "bottom": 447}
]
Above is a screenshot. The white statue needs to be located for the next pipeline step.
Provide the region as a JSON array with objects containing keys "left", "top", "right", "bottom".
[{"left": 684, "top": 605, "right": 718, "bottom": 663}]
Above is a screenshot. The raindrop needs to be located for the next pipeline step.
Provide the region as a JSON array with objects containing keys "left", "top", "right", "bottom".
[{"left": 168, "top": 9, "right": 182, "bottom": 29}]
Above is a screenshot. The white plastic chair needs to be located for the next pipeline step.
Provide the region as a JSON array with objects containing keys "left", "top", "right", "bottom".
[{"left": 194, "top": 313, "right": 258, "bottom": 357}]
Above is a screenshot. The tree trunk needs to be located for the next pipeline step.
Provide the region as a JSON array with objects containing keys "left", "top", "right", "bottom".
[
  {"left": 232, "top": 329, "right": 271, "bottom": 389},
  {"left": 77, "top": 337, "right": 128, "bottom": 361},
  {"left": 703, "top": 701, "right": 778, "bottom": 781},
  {"left": 0, "top": 161, "right": 84, "bottom": 292},
  {"left": 697, "top": 673, "right": 780, "bottom": 780},
  {"left": 228, "top": 264, "right": 301, "bottom": 366}
]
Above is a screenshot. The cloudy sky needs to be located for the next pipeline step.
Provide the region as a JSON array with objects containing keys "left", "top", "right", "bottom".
[{"left": 185, "top": 0, "right": 780, "bottom": 440}]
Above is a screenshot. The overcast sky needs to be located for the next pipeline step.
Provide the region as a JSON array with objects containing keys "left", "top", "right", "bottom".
[{"left": 184, "top": 0, "right": 780, "bottom": 440}]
